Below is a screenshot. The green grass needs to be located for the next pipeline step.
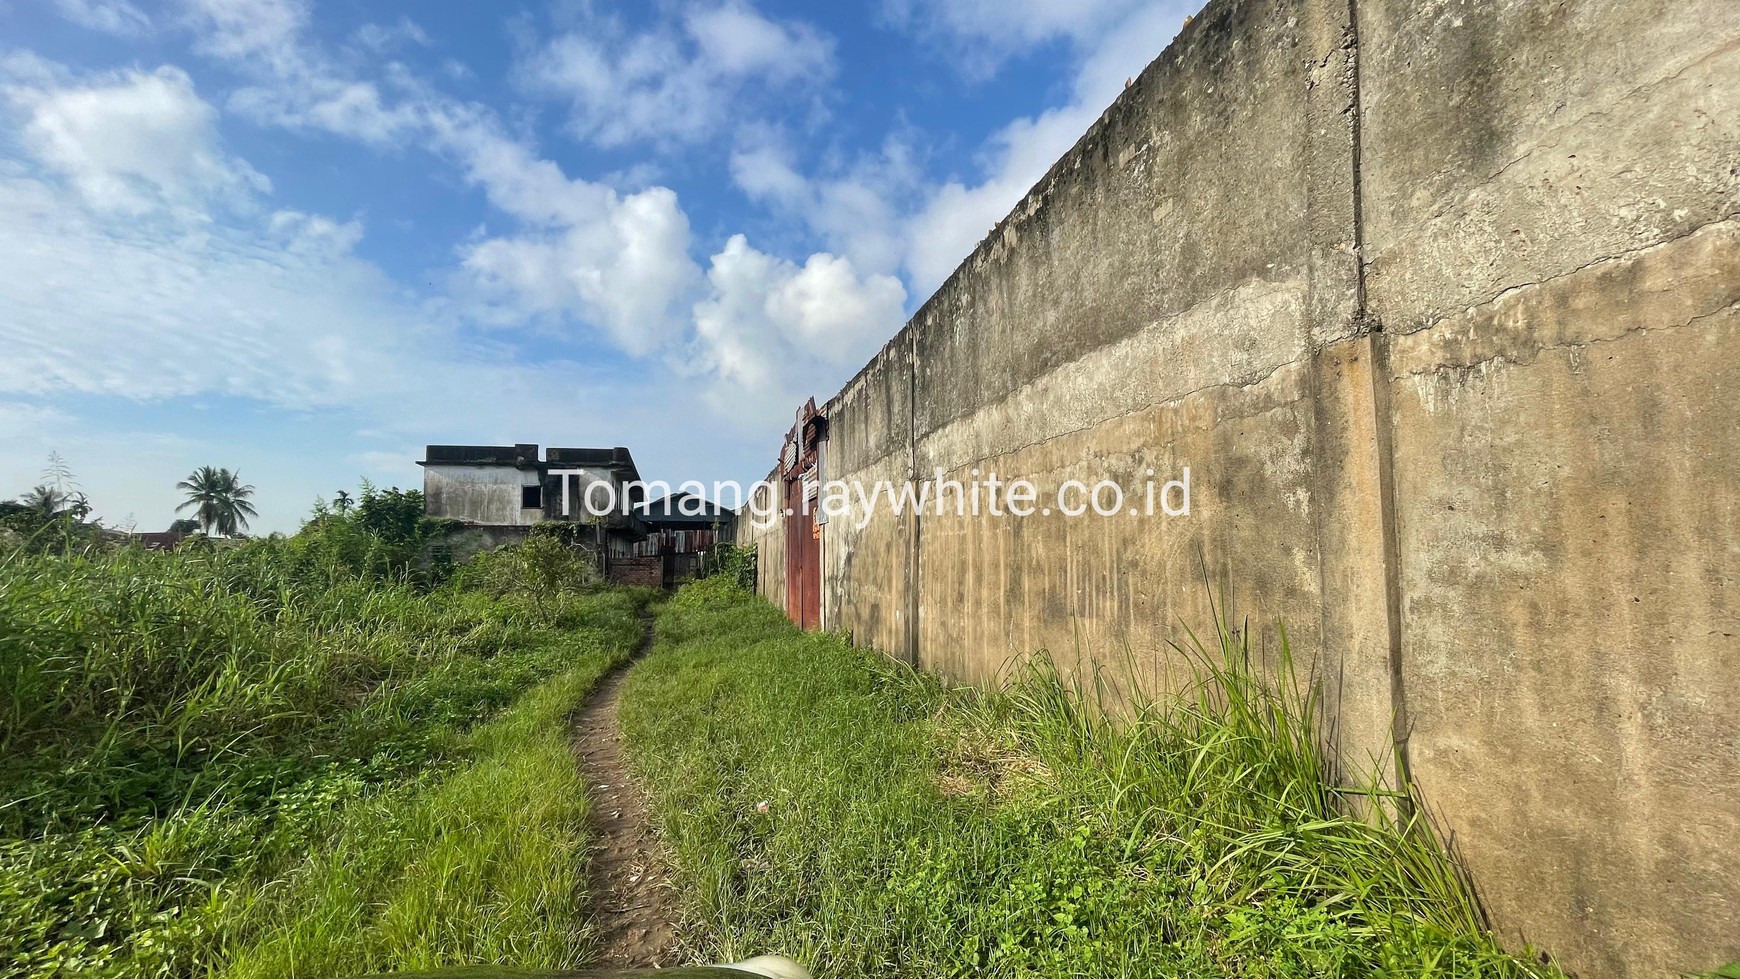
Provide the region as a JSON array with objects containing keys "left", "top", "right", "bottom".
[
  {"left": 619, "top": 578, "right": 1564, "bottom": 979},
  {"left": 0, "top": 534, "right": 646, "bottom": 979},
  {"left": 218, "top": 647, "right": 625, "bottom": 977}
]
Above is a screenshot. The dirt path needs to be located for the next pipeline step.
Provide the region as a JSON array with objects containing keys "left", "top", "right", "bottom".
[{"left": 572, "top": 615, "right": 681, "bottom": 968}]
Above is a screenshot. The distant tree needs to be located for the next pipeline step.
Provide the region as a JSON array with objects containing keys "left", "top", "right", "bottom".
[
  {"left": 355, "top": 485, "right": 426, "bottom": 546},
  {"left": 3, "top": 460, "right": 96, "bottom": 552},
  {"left": 333, "top": 490, "right": 354, "bottom": 513},
  {"left": 167, "top": 518, "right": 201, "bottom": 534},
  {"left": 175, "top": 467, "right": 259, "bottom": 537},
  {"left": 17, "top": 484, "right": 68, "bottom": 518}
]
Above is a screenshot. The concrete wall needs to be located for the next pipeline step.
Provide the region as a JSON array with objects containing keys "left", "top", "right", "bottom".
[
  {"left": 546, "top": 465, "right": 620, "bottom": 521},
  {"left": 423, "top": 464, "right": 543, "bottom": 526},
  {"left": 735, "top": 0, "right": 1740, "bottom": 974},
  {"left": 738, "top": 470, "right": 786, "bottom": 605},
  {"left": 1360, "top": 1, "right": 1740, "bottom": 971}
]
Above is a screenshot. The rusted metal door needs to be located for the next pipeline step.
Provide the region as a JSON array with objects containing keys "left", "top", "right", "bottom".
[{"left": 781, "top": 399, "right": 826, "bottom": 630}]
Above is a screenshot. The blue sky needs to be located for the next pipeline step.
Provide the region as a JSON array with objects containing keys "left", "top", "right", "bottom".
[{"left": 0, "top": 0, "right": 1194, "bottom": 533}]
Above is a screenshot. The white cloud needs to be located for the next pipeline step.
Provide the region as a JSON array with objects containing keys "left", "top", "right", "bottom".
[
  {"left": 228, "top": 77, "right": 419, "bottom": 147},
  {"left": 883, "top": 0, "right": 1154, "bottom": 76},
  {"left": 3, "top": 64, "right": 268, "bottom": 217},
  {"left": 719, "top": 2, "right": 1193, "bottom": 301},
  {"left": 730, "top": 133, "right": 921, "bottom": 277},
  {"left": 0, "top": 175, "right": 406, "bottom": 405},
  {"left": 0, "top": 4, "right": 940, "bottom": 529},
  {"left": 461, "top": 186, "right": 701, "bottom": 356},
  {"left": 904, "top": 1, "right": 1193, "bottom": 294},
  {"left": 685, "top": 4, "right": 829, "bottom": 82},
  {"left": 0, "top": 60, "right": 753, "bottom": 530},
  {"left": 175, "top": 1, "right": 870, "bottom": 381},
  {"left": 352, "top": 17, "right": 430, "bottom": 53},
  {"left": 51, "top": 0, "right": 152, "bottom": 37},
  {"left": 179, "top": 0, "right": 309, "bottom": 65},
  {"left": 0, "top": 402, "right": 72, "bottom": 441},
  {"left": 692, "top": 235, "right": 905, "bottom": 427},
  {"left": 518, "top": 2, "right": 834, "bottom": 148}
]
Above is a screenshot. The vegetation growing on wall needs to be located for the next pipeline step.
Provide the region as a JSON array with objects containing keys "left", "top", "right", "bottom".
[{"left": 620, "top": 578, "right": 1564, "bottom": 979}]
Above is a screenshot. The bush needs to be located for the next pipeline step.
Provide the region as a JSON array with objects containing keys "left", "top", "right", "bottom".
[
  {"left": 459, "top": 525, "right": 601, "bottom": 605},
  {"left": 698, "top": 541, "right": 757, "bottom": 591}
]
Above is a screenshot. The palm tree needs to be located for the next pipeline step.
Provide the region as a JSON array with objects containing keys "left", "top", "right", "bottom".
[
  {"left": 17, "top": 484, "right": 69, "bottom": 518},
  {"left": 176, "top": 467, "right": 259, "bottom": 537}
]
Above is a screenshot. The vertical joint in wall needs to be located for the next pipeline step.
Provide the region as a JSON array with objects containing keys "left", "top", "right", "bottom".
[
  {"left": 1343, "top": 0, "right": 1413, "bottom": 806},
  {"left": 904, "top": 327, "right": 922, "bottom": 668}
]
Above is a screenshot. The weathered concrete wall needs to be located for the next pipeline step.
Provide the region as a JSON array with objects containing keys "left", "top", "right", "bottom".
[
  {"left": 423, "top": 464, "right": 542, "bottom": 526},
  {"left": 1359, "top": 0, "right": 1740, "bottom": 971},
  {"left": 740, "top": 468, "right": 786, "bottom": 605},
  {"left": 545, "top": 465, "right": 620, "bottom": 521},
  {"left": 736, "top": 0, "right": 1739, "bottom": 974}
]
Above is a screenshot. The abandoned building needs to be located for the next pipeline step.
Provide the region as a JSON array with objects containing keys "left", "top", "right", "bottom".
[
  {"left": 418, "top": 443, "right": 731, "bottom": 587},
  {"left": 418, "top": 443, "right": 648, "bottom": 565}
]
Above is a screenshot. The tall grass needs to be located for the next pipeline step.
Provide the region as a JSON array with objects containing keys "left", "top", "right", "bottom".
[
  {"left": 620, "top": 578, "right": 1562, "bottom": 978},
  {"left": 218, "top": 653, "right": 626, "bottom": 977},
  {"left": 0, "top": 535, "right": 644, "bottom": 978}
]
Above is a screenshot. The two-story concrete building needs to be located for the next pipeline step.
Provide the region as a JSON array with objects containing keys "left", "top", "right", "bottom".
[{"left": 418, "top": 443, "right": 649, "bottom": 559}]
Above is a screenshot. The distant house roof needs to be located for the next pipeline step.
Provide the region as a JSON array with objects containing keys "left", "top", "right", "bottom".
[
  {"left": 634, "top": 491, "right": 733, "bottom": 527},
  {"left": 131, "top": 531, "right": 190, "bottom": 552}
]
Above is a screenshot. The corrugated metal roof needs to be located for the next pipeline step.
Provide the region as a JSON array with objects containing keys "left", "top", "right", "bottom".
[{"left": 634, "top": 491, "right": 733, "bottom": 526}]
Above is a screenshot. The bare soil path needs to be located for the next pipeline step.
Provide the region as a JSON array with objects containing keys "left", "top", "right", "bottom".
[{"left": 572, "top": 614, "right": 681, "bottom": 968}]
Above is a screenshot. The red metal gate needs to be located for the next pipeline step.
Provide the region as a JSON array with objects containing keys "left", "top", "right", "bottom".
[{"left": 782, "top": 399, "right": 826, "bottom": 630}]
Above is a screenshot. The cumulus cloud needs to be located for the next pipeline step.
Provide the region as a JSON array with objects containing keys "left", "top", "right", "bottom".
[
  {"left": 2, "top": 63, "right": 268, "bottom": 217},
  {"left": 904, "top": 2, "right": 1190, "bottom": 295},
  {"left": 882, "top": 0, "right": 1155, "bottom": 77},
  {"left": 462, "top": 186, "right": 701, "bottom": 356},
  {"left": 730, "top": 134, "right": 921, "bottom": 278},
  {"left": 0, "top": 57, "right": 746, "bottom": 529},
  {"left": 719, "top": 2, "right": 1194, "bottom": 301},
  {"left": 172, "top": 0, "right": 889, "bottom": 401},
  {"left": 51, "top": 0, "right": 152, "bottom": 37},
  {"left": 692, "top": 235, "right": 905, "bottom": 426},
  {"left": 518, "top": 1, "right": 834, "bottom": 148}
]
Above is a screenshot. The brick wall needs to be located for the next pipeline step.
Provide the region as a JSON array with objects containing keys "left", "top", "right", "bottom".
[{"left": 607, "top": 556, "right": 664, "bottom": 588}]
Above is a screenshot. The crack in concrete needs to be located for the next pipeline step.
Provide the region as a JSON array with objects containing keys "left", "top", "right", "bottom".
[
  {"left": 915, "top": 355, "right": 1305, "bottom": 474},
  {"left": 1396, "top": 299, "right": 1740, "bottom": 380},
  {"left": 1471, "top": 37, "right": 1740, "bottom": 198},
  {"left": 1391, "top": 211, "right": 1740, "bottom": 339}
]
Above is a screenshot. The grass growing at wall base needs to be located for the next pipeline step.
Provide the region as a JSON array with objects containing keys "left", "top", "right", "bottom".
[{"left": 619, "top": 578, "right": 1564, "bottom": 979}]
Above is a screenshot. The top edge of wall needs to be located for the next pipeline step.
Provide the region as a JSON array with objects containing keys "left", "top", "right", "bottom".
[{"left": 818, "top": 0, "right": 1306, "bottom": 424}]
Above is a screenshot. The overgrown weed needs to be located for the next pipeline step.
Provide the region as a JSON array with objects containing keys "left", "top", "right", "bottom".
[
  {"left": 0, "top": 530, "right": 643, "bottom": 978},
  {"left": 621, "top": 577, "right": 1562, "bottom": 979}
]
